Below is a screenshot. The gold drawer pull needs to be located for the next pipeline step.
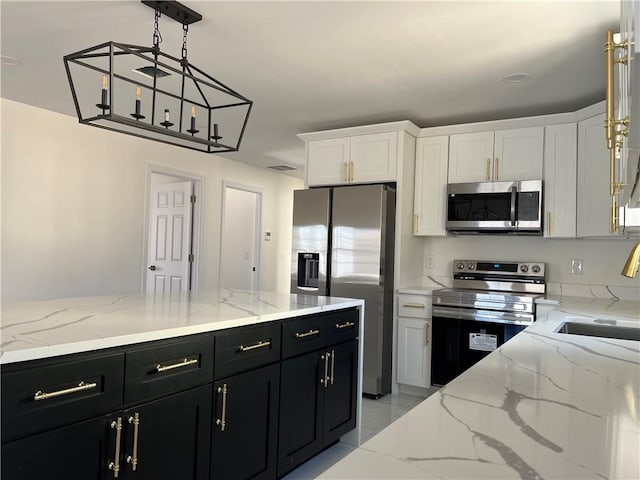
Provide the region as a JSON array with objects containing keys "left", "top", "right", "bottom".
[
  {"left": 335, "top": 321, "right": 355, "bottom": 329},
  {"left": 108, "top": 417, "right": 123, "bottom": 478},
  {"left": 216, "top": 384, "right": 228, "bottom": 431},
  {"left": 126, "top": 413, "right": 140, "bottom": 471},
  {"left": 34, "top": 381, "right": 97, "bottom": 402},
  {"left": 155, "top": 357, "right": 198, "bottom": 373},
  {"left": 295, "top": 329, "right": 320, "bottom": 339},
  {"left": 320, "top": 353, "right": 329, "bottom": 388},
  {"left": 238, "top": 340, "right": 271, "bottom": 352},
  {"left": 486, "top": 158, "right": 491, "bottom": 181},
  {"left": 402, "top": 303, "right": 425, "bottom": 309}
]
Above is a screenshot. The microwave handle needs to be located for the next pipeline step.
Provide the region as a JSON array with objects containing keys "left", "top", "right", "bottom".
[{"left": 510, "top": 186, "right": 517, "bottom": 226}]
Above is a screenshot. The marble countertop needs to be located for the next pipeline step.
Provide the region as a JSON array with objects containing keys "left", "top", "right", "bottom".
[
  {"left": 0, "top": 290, "right": 363, "bottom": 365},
  {"left": 320, "top": 296, "right": 640, "bottom": 479}
]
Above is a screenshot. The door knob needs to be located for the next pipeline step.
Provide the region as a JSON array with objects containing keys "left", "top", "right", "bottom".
[{"left": 148, "top": 265, "right": 157, "bottom": 271}]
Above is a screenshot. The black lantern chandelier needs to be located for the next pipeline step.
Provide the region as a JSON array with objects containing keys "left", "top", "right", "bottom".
[{"left": 63, "top": 1, "right": 252, "bottom": 153}]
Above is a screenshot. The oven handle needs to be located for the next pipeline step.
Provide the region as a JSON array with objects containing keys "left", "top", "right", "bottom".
[{"left": 432, "top": 306, "right": 534, "bottom": 325}]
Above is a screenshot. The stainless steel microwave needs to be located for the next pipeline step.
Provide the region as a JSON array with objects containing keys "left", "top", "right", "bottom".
[{"left": 446, "top": 180, "right": 543, "bottom": 234}]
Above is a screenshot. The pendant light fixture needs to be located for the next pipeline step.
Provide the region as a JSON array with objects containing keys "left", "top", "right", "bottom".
[{"left": 63, "top": 1, "right": 252, "bottom": 154}]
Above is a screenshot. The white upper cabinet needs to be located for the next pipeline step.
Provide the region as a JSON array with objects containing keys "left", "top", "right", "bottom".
[
  {"left": 414, "top": 136, "right": 448, "bottom": 236},
  {"left": 448, "top": 131, "right": 494, "bottom": 183},
  {"left": 306, "top": 132, "right": 397, "bottom": 186},
  {"left": 306, "top": 138, "right": 351, "bottom": 186},
  {"left": 577, "top": 113, "right": 617, "bottom": 237},
  {"left": 543, "top": 123, "right": 577, "bottom": 238},
  {"left": 448, "top": 127, "right": 544, "bottom": 183}
]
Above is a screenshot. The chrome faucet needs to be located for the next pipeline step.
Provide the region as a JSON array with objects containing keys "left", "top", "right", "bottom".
[{"left": 621, "top": 241, "right": 640, "bottom": 278}]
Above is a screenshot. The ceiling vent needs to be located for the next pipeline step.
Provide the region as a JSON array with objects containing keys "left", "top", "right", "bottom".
[{"left": 266, "top": 164, "right": 298, "bottom": 171}]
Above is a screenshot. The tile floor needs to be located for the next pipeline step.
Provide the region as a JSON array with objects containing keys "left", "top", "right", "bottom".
[{"left": 284, "top": 387, "right": 440, "bottom": 479}]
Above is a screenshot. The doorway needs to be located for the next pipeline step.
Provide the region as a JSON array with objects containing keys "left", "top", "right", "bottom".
[
  {"left": 219, "top": 183, "right": 262, "bottom": 291},
  {"left": 143, "top": 167, "right": 204, "bottom": 294}
]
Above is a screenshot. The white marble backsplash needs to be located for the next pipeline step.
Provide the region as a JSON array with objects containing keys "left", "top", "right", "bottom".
[{"left": 420, "top": 274, "right": 639, "bottom": 302}]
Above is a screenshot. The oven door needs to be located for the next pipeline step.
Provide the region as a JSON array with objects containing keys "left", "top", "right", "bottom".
[{"left": 430, "top": 306, "right": 532, "bottom": 386}]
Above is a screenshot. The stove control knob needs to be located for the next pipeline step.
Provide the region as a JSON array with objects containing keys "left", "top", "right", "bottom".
[
  {"left": 467, "top": 264, "right": 475, "bottom": 270},
  {"left": 520, "top": 264, "right": 529, "bottom": 273},
  {"left": 456, "top": 263, "right": 465, "bottom": 270},
  {"left": 532, "top": 264, "right": 541, "bottom": 273}
]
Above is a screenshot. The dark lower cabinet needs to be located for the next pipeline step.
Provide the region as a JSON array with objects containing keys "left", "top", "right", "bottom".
[
  {"left": 277, "top": 339, "right": 358, "bottom": 477},
  {"left": 122, "top": 385, "right": 212, "bottom": 480},
  {"left": 211, "top": 363, "right": 280, "bottom": 480},
  {"left": 1, "top": 414, "right": 111, "bottom": 480},
  {"left": 1, "top": 386, "right": 211, "bottom": 480}
]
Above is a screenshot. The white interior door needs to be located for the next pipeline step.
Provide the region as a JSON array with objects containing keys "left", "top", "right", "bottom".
[
  {"left": 146, "top": 181, "right": 193, "bottom": 293},
  {"left": 220, "top": 185, "right": 261, "bottom": 291}
]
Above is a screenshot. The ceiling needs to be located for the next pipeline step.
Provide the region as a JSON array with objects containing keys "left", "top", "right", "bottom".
[{"left": 1, "top": 1, "right": 620, "bottom": 178}]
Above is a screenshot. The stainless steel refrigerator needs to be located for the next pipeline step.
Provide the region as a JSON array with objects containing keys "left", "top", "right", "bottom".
[{"left": 291, "top": 184, "right": 395, "bottom": 397}]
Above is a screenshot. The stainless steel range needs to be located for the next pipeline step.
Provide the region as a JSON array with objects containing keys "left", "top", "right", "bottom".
[{"left": 431, "top": 260, "right": 546, "bottom": 386}]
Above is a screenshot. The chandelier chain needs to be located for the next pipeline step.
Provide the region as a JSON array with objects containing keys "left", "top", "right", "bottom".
[
  {"left": 182, "top": 24, "right": 189, "bottom": 60},
  {"left": 153, "top": 8, "right": 162, "bottom": 48}
]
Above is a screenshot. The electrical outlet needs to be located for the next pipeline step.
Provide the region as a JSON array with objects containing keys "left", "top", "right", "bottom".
[
  {"left": 426, "top": 255, "right": 436, "bottom": 269},
  {"left": 571, "top": 259, "right": 583, "bottom": 275}
]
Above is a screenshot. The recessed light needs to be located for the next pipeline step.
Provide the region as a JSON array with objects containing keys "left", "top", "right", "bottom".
[
  {"left": 1, "top": 55, "right": 22, "bottom": 67},
  {"left": 502, "top": 73, "right": 529, "bottom": 84}
]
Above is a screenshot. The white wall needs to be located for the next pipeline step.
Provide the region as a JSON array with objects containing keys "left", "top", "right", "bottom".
[
  {"left": 1, "top": 99, "right": 303, "bottom": 302},
  {"left": 423, "top": 236, "right": 640, "bottom": 289}
]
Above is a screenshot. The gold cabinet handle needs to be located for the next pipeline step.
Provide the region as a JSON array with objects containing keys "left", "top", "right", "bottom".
[
  {"left": 414, "top": 213, "right": 418, "bottom": 234},
  {"left": 343, "top": 162, "right": 348, "bottom": 182},
  {"left": 216, "top": 384, "right": 228, "bottom": 431},
  {"left": 546, "top": 212, "right": 551, "bottom": 236},
  {"left": 425, "top": 323, "right": 430, "bottom": 346},
  {"left": 155, "top": 357, "right": 198, "bottom": 373},
  {"left": 330, "top": 350, "right": 335, "bottom": 385},
  {"left": 402, "top": 303, "right": 425, "bottom": 309},
  {"left": 494, "top": 158, "right": 499, "bottom": 181},
  {"left": 126, "top": 413, "right": 140, "bottom": 471},
  {"left": 238, "top": 340, "right": 271, "bottom": 352},
  {"left": 335, "top": 321, "right": 355, "bottom": 329},
  {"left": 486, "top": 158, "right": 491, "bottom": 181},
  {"left": 295, "top": 329, "right": 320, "bottom": 339},
  {"left": 320, "top": 353, "right": 329, "bottom": 388},
  {"left": 108, "top": 417, "right": 123, "bottom": 479},
  {"left": 34, "top": 381, "right": 97, "bottom": 402},
  {"left": 349, "top": 161, "right": 354, "bottom": 182}
]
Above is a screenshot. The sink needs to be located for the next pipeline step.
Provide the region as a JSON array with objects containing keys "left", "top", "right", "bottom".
[{"left": 558, "top": 321, "right": 640, "bottom": 341}]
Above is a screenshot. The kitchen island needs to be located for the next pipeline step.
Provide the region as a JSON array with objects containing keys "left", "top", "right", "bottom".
[
  {"left": 1, "top": 290, "right": 364, "bottom": 480},
  {"left": 319, "top": 296, "right": 640, "bottom": 479}
]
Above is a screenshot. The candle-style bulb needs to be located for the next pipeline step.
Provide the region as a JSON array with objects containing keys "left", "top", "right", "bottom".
[
  {"left": 136, "top": 86, "right": 141, "bottom": 101},
  {"left": 191, "top": 105, "right": 196, "bottom": 118},
  {"left": 102, "top": 75, "right": 108, "bottom": 90},
  {"left": 164, "top": 109, "right": 170, "bottom": 122}
]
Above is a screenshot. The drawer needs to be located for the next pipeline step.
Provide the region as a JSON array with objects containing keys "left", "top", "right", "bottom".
[
  {"left": 282, "top": 314, "right": 326, "bottom": 359},
  {"left": 397, "top": 294, "right": 432, "bottom": 319},
  {"left": 214, "top": 322, "right": 281, "bottom": 379},
  {"left": 124, "top": 335, "right": 214, "bottom": 405},
  {"left": 325, "top": 308, "right": 359, "bottom": 346},
  {"left": 1, "top": 352, "right": 124, "bottom": 442}
]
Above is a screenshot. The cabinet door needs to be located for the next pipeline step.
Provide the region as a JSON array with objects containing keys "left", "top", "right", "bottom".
[
  {"left": 322, "top": 339, "right": 358, "bottom": 446},
  {"left": 397, "top": 318, "right": 431, "bottom": 388},
  {"left": 414, "top": 136, "right": 448, "bottom": 236},
  {"left": 1, "top": 415, "right": 111, "bottom": 480},
  {"left": 494, "top": 127, "right": 544, "bottom": 181},
  {"left": 448, "top": 131, "right": 494, "bottom": 183},
  {"left": 350, "top": 132, "right": 398, "bottom": 183},
  {"left": 277, "top": 351, "right": 324, "bottom": 477},
  {"left": 122, "top": 386, "right": 211, "bottom": 480},
  {"left": 307, "top": 138, "right": 350, "bottom": 186},
  {"left": 577, "top": 114, "right": 616, "bottom": 237},
  {"left": 544, "top": 123, "right": 577, "bottom": 238},
  {"left": 211, "top": 364, "right": 280, "bottom": 480}
]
